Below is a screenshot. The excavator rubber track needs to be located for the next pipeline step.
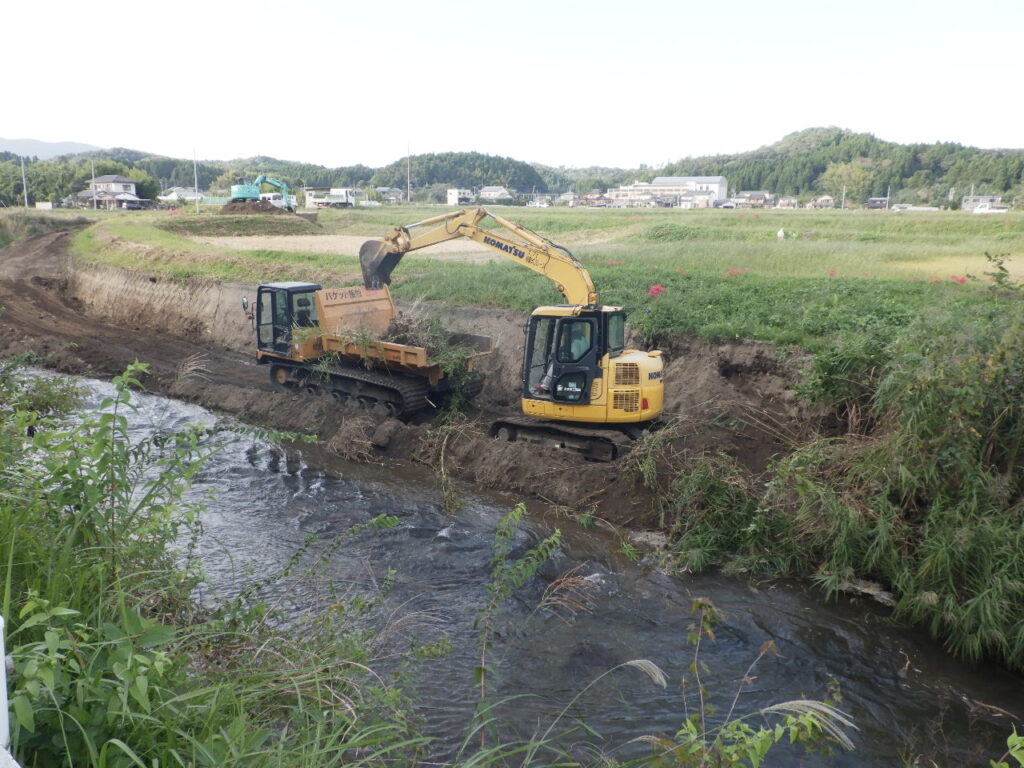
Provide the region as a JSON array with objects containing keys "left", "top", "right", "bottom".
[
  {"left": 488, "top": 416, "right": 635, "bottom": 462},
  {"left": 269, "top": 361, "right": 431, "bottom": 416}
]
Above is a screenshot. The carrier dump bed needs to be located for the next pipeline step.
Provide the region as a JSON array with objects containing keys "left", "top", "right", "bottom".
[{"left": 255, "top": 283, "right": 491, "bottom": 415}]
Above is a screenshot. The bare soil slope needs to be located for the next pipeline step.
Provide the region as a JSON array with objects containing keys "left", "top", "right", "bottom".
[{"left": 0, "top": 231, "right": 812, "bottom": 526}]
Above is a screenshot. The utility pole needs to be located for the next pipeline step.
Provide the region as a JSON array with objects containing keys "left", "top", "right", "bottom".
[
  {"left": 20, "top": 156, "right": 28, "bottom": 207},
  {"left": 841, "top": 185, "right": 846, "bottom": 210},
  {"left": 406, "top": 143, "right": 411, "bottom": 204},
  {"left": 91, "top": 158, "right": 97, "bottom": 209},
  {"left": 886, "top": 185, "right": 891, "bottom": 210},
  {"left": 193, "top": 149, "right": 200, "bottom": 214}
]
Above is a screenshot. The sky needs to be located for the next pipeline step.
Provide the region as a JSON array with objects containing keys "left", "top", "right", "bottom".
[{"left": 8, "top": 0, "right": 1023, "bottom": 170}]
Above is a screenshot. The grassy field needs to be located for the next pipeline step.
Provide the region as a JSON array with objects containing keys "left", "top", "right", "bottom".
[{"left": 46, "top": 205, "right": 1024, "bottom": 351}]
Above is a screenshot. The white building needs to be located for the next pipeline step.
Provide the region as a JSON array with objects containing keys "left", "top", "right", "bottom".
[
  {"left": 607, "top": 176, "right": 727, "bottom": 207},
  {"left": 478, "top": 185, "right": 513, "bottom": 202},
  {"left": 447, "top": 188, "right": 474, "bottom": 206}
]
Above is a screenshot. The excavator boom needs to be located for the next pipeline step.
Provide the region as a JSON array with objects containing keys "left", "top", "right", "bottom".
[{"left": 359, "top": 208, "right": 598, "bottom": 306}]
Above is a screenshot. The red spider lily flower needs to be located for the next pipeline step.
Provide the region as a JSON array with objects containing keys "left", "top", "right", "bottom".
[
  {"left": 646, "top": 284, "right": 666, "bottom": 298},
  {"left": 827, "top": 269, "right": 838, "bottom": 278},
  {"left": 950, "top": 275, "right": 968, "bottom": 284},
  {"left": 725, "top": 268, "right": 749, "bottom": 276},
  {"left": 604, "top": 260, "right": 621, "bottom": 265}
]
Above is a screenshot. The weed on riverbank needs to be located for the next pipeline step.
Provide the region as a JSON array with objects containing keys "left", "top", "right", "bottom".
[
  {"left": 1, "top": 363, "right": 421, "bottom": 767},
  {"left": 654, "top": 296, "right": 1024, "bottom": 672}
]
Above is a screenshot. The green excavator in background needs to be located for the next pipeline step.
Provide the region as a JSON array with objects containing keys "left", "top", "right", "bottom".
[{"left": 229, "top": 174, "right": 294, "bottom": 210}]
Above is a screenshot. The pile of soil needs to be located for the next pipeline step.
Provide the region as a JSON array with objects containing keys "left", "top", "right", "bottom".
[{"left": 218, "top": 200, "right": 294, "bottom": 215}]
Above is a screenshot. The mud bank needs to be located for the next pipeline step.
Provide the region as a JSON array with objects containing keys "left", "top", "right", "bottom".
[
  {"left": 69, "top": 262, "right": 255, "bottom": 350},
  {"left": 0, "top": 231, "right": 813, "bottom": 524}
]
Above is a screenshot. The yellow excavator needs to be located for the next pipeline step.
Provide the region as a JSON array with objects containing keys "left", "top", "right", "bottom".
[{"left": 358, "top": 208, "right": 665, "bottom": 459}]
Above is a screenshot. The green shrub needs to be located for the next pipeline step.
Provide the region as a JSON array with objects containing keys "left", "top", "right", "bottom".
[
  {"left": 658, "top": 454, "right": 796, "bottom": 575},
  {"left": 776, "top": 308, "right": 1024, "bottom": 668}
]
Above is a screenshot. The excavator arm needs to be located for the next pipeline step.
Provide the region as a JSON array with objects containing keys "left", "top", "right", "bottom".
[
  {"left": 251, "top": 175, "right": 289, "bottom": 196},
  {"left": 359, "top": 208, "right": 598, "bottom": 307}
]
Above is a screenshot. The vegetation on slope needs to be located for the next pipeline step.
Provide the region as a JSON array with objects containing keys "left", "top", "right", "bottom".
[
  {"left": 642, "top": 293, "right": 1024, "bottom": 671},
  {"left": 662, "top": 127, "right": 1024, "bottom": 205}
]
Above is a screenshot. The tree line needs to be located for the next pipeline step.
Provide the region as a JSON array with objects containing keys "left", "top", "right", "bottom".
[
  {"left": 1, "top": 129, "right": 1021, "bottom": 208},
  {"left": 660, "top": 127, "right": 1024, "bottom": 206}
]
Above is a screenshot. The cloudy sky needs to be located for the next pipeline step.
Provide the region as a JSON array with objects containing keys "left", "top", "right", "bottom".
[{"left": 8, "top": 0, "right": 1021, "bottom": 168}]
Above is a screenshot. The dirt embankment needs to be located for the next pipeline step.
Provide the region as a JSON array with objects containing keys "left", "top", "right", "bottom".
[
  {"left": 0, "top": 230, "right": 813, "bottom": 527},
  {"left": 218, "top": 200, "right": 294, "bottom": 215}
]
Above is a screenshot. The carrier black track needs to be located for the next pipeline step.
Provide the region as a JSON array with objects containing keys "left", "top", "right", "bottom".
[{"left": 270, "top": 360, "right": 431, "bottom": 416}]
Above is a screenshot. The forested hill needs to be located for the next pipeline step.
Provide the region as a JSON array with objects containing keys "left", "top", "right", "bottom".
[
  {"left": 373, "top": 152, "right": 547, "bottom": 194},
  {"left": 1, "top": 129, "right": 1022, "bottom": 206},
  {"left": 661, "top": 127, "right": 1024, "bottom": 204}
]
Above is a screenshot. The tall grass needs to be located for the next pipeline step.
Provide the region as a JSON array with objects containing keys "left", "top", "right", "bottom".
[
  {"left": 1, "top": 362, "right": 421, "bottom": 767},
  {"left": 657, "top": 299, "right": 1024, "bottom": 671}
]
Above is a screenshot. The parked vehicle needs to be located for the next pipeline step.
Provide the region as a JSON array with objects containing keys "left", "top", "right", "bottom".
[{"left": 973, "top": 202, "right": 1009, "bottom": 214}]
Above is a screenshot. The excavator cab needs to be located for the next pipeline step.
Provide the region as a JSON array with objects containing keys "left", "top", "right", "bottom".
[
  {"left": 254, "top": 282, "right": 321, "bottom": 355},
  {"left": 524, "top": 309, "right": 624, "bottom": 404}
]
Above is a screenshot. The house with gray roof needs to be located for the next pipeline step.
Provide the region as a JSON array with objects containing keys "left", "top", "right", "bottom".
[
  {"left": 71, "top": 175, "right": 145, "bottom": 210},
  {"left": 478, "top": 186, "right": 514, "bottom": 202}
]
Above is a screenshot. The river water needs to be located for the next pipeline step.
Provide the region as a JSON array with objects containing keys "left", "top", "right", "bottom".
[{"left": 74, "top": 376, "right": 1024, "bottom": 766}]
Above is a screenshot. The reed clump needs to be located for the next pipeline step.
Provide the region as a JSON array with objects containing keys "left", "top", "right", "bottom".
[{"left": 655, "top": 299, "right": 1024, "bottom": 671}]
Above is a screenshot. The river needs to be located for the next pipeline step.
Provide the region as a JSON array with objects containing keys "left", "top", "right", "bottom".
[{"left": 74, "top": 375, "right": 1024, "bottom": 766}]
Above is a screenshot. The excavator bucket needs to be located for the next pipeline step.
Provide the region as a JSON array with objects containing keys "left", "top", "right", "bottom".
[{"left": 359, "top": 240, "right": 403, "bottom": 289}]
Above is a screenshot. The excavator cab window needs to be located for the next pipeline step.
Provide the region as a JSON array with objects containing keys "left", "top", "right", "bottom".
[
  {"left": 556, "top": 320, "right": 593, "bottom": 363},
  {"left": 256, "top": 284, "right": 321, "bottom": 356},
  {"left": 526, "top": 317, "right": 556, "bottom": 393},
  {"left": 606, "top": 313, "right": 625, "bottom": 357},
  {"left": 525, "top": 316, "right": 599, "bottom": 403},
  {"left": 293, "top": 294, "right": 317, "bottom": 327},
  {"left": 256, "top": 289, "right": 292, "bottom": 353}
]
